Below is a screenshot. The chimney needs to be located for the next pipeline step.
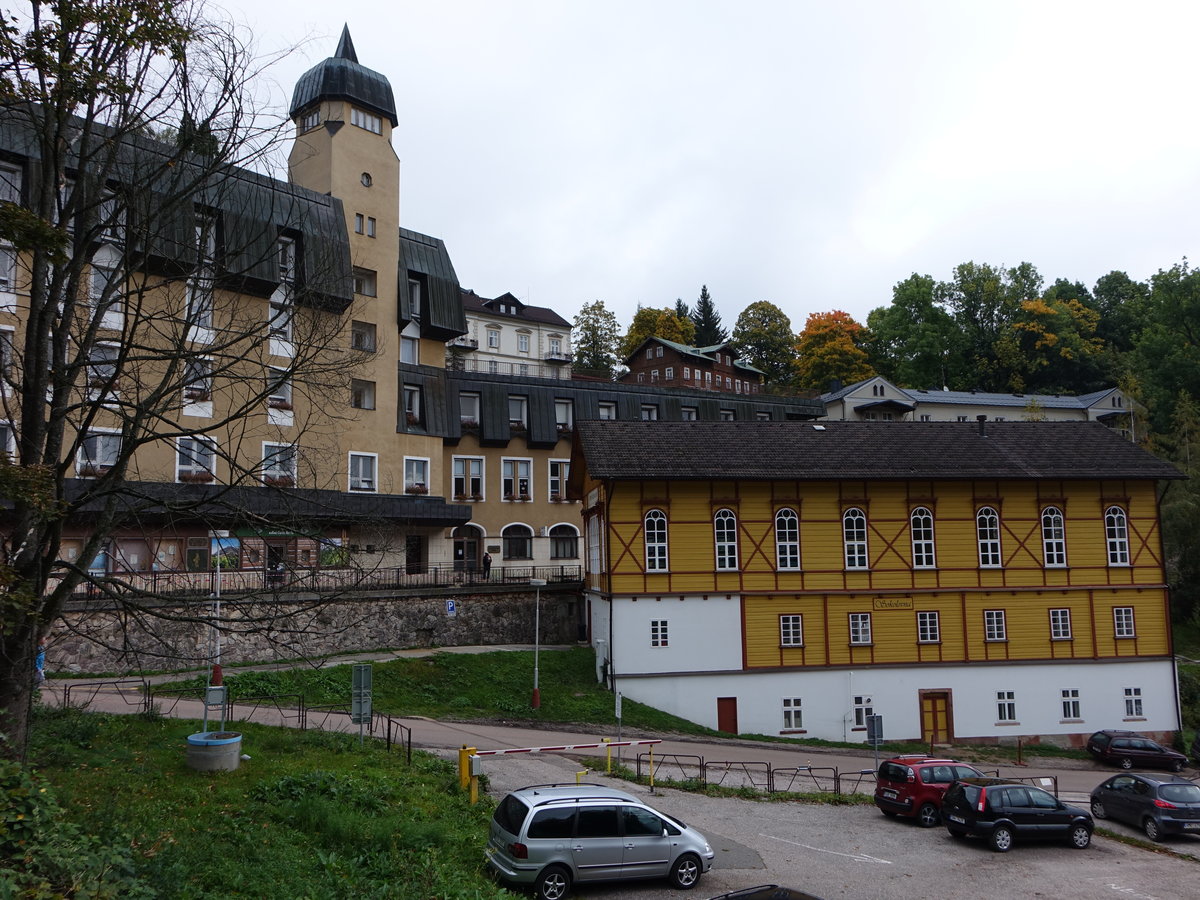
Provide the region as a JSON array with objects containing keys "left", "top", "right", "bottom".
[{"left": 977, "top": 414, "right": 987, "bottom": 436}]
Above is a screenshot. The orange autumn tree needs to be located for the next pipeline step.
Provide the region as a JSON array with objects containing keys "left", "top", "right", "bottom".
[{"left": 793, "top": 310, "right": 875, "bottom": 391}]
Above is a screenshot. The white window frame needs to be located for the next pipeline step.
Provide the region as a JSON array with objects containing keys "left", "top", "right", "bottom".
[
  {"left": 780, "top": 614, "right": 803, "bottom": 647},
  {"left": 1050, "top": 608, "right": 1072, "bottom": 640},
  {"left": 0, "top": 243, "right": 16, "bottom": 301},
  {"left": 554, "top": 399, "right": 574, "bottom": 430},
  {"left": 508, "top": 395, "right": 527, "bottom": 429},
  {"left": 910, "top": 506, "right": 936, "bottom": 568},
  {"left": 681, "top": 406, "right": 698, "bottom": 421},
  {"left": 502, "top": 456, "right": 532, "bottom": 500},
  {"left": 598, "top": 401, "right": 617, "bottom": 420},
  {"left": 187, "top": 213, "right": 216, "bottom": 339},
  {"left": 996, "top": 690, "right": 1017, "bottom": 723},
  {"left": 404, "top": 456, "right": 430, "bottom": 493},
  {"left": 849, "top": 612, "right": 872, "bottom": 646},
  {"left": 548, "top": 459, "right": 569, "bottom": 500},
  {"left": 650, "top": 619, "right": 668, "bottom": 647},
  {"left": 1124, "top": 687, "right": 1143, "bottom": 718},
  {"left": 267, "top": 367, "right": 293, "bottom": 410},
  {"left": 459, "top": 392, "right": 480, "bottom": 425},
  {"left": 261, "top": 442, "right": 296, "bottom": 485},
  {"left": 350, "top": 106, "right": 382, "bottom": 133},
  {"left": 518, "top": 333, "right": 530, "bottom": 353},
  {"left": 853, "top": 695, "right": 873, "bottom": 728},
  {"left": 984, "top": 609, "right": 1007, "bottom": 642},
  {"left": 453, "top": 456, "right": 484, "bottom": 499},
  {"left": 640, "top": 404, "right": 659, "bottom": 421},
  {"left": 775, "top": 507, "right": 800, "bottom": 570},
  {"left": 782, "top": 697, "right": 803, "bottom": 730},
  {"left": 348, "top": 452, "right": 377, "bottom": 492},
  {"left": 843, "top": 508, "right": 868, "bottom": 569},
  {"left": 917, "top": 611, "right": 940, "bottom": 644},
  {"left": 976, "top": 506, "right": 1002, "bottom": 567},
  {"left": 176, "top": 436, "right": 216, "bottom": 482},
  {"left": 1114, "top": 606, "right": 1136, "bottom": 639},
  {"left": 1061, "top": 688, "right": 1081, "bottom": 720},
  {"left": 1041, "top": 506, "right": 1067, "bottom": 567},
  {"left": 1105, "top": 506, "right": 1131, "bottom": 566},
  {"left": 77, "top": 428, "right": 121, "bottom": 476},
  {"left": 714, "top": 508, "right": 739, "bottom": 571},
  {"left": 645, "top": 509, "right": 668, "bottom": 572},
  {"left": 352, "top": 267, "right": 377, "bottom": 297},
  {"left": 487, "top": 328, "right": 500, "bottom": 349},
  {"left": 88, "top": 245, "right": 124, "bottom": 330},
  {"left": 403, "top": 384, "right": 421, "bottom": 426}
]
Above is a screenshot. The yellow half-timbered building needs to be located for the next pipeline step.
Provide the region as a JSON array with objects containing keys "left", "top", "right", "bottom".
[{"left": 568, "top": 419, "right": 1185, "bottom": 745}]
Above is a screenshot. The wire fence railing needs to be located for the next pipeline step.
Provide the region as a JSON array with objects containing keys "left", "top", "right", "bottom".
[{"left": 57, "top": 564, "right": 582, "bottom": 601}]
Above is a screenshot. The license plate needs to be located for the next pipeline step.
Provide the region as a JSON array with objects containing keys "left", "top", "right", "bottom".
[
  {"left": 884, "top": 790, "right": 897, "bottom": 799},
  {"left": 1185, "top": 823, "right": 1200, "bottom": 831},
  {"left": 948, "top": 815, "right": 965, "bottom": 824}
]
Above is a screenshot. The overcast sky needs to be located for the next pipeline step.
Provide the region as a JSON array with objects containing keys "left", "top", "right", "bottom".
[{"left": 237, "top": 0, "right": 1200, "bottom": 334}]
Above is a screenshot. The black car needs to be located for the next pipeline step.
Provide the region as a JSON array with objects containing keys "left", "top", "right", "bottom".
[
  {"left": 942, "top": 779, "right": 1093, "bottom": 852},
  {"left": 1090, "top": 773, "right": 1200, "bottom": 841},
  {"left": 1086, "top": 730, "right": 1187, "bottom": 772}
]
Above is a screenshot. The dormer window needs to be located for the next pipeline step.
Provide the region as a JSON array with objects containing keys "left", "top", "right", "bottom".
[{"left": 301, "top": 109, "right": 320, "bottom": 132}]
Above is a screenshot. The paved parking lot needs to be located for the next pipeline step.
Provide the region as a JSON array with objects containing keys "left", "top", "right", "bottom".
[{"left": 477, "top": 752, "right": 1200, "bottom": 900}]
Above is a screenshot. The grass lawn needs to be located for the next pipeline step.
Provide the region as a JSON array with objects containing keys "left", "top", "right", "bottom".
[{"left": 13, "top": 706, "right": 513, "bottom": 899}]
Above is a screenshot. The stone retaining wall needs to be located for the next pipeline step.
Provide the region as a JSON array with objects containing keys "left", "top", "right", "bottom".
[{"left": 48, "top": 586, "right": 582, "bottom": 675}]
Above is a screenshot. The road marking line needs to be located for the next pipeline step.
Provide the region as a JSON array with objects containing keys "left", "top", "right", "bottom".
[{"left": 761, "top": 833, "right": 892, "bottom": 864}]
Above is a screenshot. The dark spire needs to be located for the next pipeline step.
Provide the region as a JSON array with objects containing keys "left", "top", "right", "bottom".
[{"left": 335, "top": 25, "right": 358, "bottom": 64}]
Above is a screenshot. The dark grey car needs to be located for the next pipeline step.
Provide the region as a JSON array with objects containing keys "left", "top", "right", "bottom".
[{"left": 1090, "top": 773, "right": 1200, "bottom": 841}]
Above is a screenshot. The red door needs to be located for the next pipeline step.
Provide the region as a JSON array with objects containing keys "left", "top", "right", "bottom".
[{"left": 716, "top": 697, "right": 738, "bottom": 734}]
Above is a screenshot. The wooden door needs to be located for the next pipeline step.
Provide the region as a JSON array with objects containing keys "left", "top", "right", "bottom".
[
  {"left": 716, "top": 697, "right": 738, "bottom": 734},
  {"left": 920, "top": 691, "right": 951, "bottom": 744}
]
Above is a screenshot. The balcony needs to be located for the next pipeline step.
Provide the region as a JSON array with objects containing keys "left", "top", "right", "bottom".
[{"left": 448, "top": 335, "right": 478, "bottom": 350}]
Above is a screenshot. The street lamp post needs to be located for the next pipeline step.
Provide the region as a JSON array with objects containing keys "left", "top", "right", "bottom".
[{"left": 530, "top": 578, "right": 547, "bottom": 709}]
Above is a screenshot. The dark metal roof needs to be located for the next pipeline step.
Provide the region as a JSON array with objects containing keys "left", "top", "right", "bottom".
[
  {"left": 289, "top": 26, "right": 398, "bottom": 127},
  {"left": 56, "top": 480, "right": 470, "bottom": 529},
  {"left": 853, "top": 398, "right": 916, "bottom": 413},
  {"left": 399, "top": 228, "right": 467, "bottom": 340},
  {"left": 572, "top": 421, "right": 1185, "bottom": 482}
]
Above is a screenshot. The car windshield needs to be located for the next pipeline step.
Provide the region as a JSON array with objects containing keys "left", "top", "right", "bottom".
[{"left": 1161, "top": 784, "right": 1200, "bottom": 803}]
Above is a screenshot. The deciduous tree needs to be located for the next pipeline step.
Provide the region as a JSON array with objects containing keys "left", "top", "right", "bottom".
[
  {"left": 619, "top": 305, "right": 695, "bottom": 360},
  {"left": 572, "top": 299, "right": 621, "bottom": 378},
  {"left": 865, "top": 273, "right": 962, "bottom": 389},
  {"left": 730, "top": 300, "right": 795, "bottom": 385},
  {"left": 792, "top": 310, "right": 874, "bottom": 391}
]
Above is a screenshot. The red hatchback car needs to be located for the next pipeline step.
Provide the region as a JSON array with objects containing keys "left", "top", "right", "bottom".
[{"left": 875, "top": 755, "right": 986, "bottom": 827}]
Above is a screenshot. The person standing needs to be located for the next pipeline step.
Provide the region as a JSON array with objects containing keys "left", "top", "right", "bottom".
[
  {"left": 34, "top": 635, "right": 46, "bottom": 685},
  {"left": 482, "top": 551, "right": 492, "bottom": 579}
]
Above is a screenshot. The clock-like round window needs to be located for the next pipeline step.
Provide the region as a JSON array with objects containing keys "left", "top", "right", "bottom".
[{"left": 360, "top": 172, "right": 373, "bottom": 187}]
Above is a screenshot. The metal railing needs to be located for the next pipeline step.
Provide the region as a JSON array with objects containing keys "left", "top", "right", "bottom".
[{"left": 58, "top": 564, "right": 582, "bottom": 600}]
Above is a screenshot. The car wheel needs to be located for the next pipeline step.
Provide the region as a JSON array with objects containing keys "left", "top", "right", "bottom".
[
  {"left": 989, "top": 824, "right": 1014, "bottom": 853},
  {"left": 1172, "top": 759, "right": 1185, "bottom": 773},
  {"left": 669, "top": 853, "right": 702, "bottom": 890},
  {"left": 1144, "top": 817, "right": 1162, "bottom": 842},
  {"left": 1070, "top": 824, "right": 1092, "bottom": 849},
  {"left": 1119, "top": 757, "right": 1134, "bottom": 770},
  {"left": 917, "top": 802, "right": 940, "bottom": 828},
  {"left": 535, "top": 864, "right": 572, "bottom": 900},
  {"left": 1090, "top": 799, "right": 1107, "bottom": 820}
]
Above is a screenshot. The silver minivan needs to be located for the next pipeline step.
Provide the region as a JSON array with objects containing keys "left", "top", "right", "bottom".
[{"left": 485, "top": 782, "right": 714, "bottom": 899}]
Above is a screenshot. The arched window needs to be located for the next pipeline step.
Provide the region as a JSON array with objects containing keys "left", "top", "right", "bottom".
[
  {"left": 843, "top": 508, "right": 868, "bottom": 569},
  {"left": 644, "top": 509, "right": 668, "bottom": 571},
  {"left": 1041, "top": 507, "right": 1067, "bottom": 567},
  {"left": 775, "top": 508, "right": 800, "bottom": 570},
  {"left": 549, "top": 524, "right": 579, "bottom": 559},
  {"left": 502, "top": 523, "right": 533, "bottom": 560},
  {"left": 976, "top": 507, "right": 1002, "bottom": 567},
  {"left": 714, "top": 508, "right": 739, "bottom": 571},
  {"left": 910, "top": 507, "right": 935, "bottom": 568},
  {"left": 1105, "top": 506, "right": 1130, "bottom": 566}
]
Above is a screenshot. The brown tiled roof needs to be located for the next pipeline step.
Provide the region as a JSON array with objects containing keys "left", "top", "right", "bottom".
[{"left": 573, "top": 421, "right": 1184, "bottom": 482}]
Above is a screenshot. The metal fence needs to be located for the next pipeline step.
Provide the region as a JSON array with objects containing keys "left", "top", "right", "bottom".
[{"left": 57, "top": 564, "right": 582, "bottom": 600}]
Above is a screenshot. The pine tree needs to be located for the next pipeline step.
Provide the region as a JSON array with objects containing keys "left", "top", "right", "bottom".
[{"left": 690, "top": 285, "right": 727, "bottom": 347}]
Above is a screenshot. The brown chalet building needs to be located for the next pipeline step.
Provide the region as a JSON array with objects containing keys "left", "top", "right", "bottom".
[{"left": 619, "top": 337, "right": 764, "bottom": 397}]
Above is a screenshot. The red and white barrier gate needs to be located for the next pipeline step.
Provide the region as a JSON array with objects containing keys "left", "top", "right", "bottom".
[{"left": 458, "top": 738, "right": 664, "bottom": 802}]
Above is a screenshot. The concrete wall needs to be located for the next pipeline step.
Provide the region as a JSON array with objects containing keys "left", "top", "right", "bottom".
[{"left": 47, "top": 586, "right": 581, "bottom": 675}]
